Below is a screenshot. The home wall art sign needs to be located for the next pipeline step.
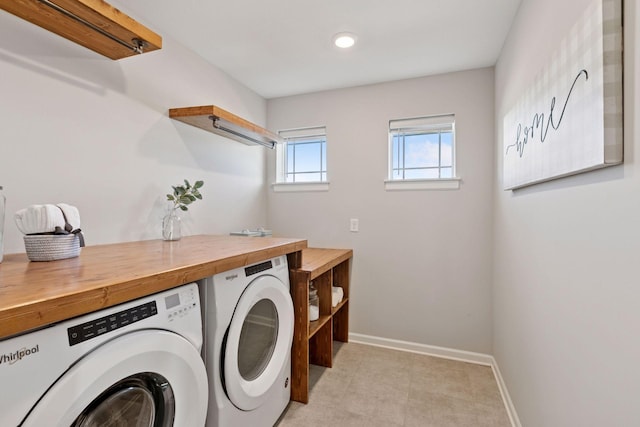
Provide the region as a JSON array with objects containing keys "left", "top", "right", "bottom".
[{"left": 503, "top": 0, "right": 623, "bottom": 190}]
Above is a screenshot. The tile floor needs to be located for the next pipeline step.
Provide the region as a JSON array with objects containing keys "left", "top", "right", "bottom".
[{"left": 276, "top": 342, "right": 512, "bottom": 427}]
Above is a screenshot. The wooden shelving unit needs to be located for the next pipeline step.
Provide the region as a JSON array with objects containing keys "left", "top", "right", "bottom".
[{"left": 290, "top": 247, "right": 352, "bottom": 403}]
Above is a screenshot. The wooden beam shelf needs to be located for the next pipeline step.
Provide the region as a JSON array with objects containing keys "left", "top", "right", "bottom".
[
  {"left": 0, "top": 0, "right": 162, "bottom": 60},
  {"left": 169, "top": 105, "right": 283, "bottom": 148}
]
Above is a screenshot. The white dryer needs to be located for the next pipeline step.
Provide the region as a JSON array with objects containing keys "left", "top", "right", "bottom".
[
  {"left": 0, "top": 282, "right": 208, "bottom": 426},
  {"left": 200, "top": 255, "right": 293, "bottom": 427}
]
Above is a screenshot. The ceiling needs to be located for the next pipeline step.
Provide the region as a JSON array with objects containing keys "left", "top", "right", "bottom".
[{"left": 121, "top": 0, "right": 521, "bottom": 99}]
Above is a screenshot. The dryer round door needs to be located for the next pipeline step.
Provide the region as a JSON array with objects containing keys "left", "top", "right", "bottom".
[
  {"left": 223, "top": 274, "right": 294, "bottom": 411},
  {"left": 22, "top": 330, "right": 208, "bottom": 427}
]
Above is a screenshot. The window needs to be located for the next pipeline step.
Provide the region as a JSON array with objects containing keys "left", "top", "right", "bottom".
[
  {"left": 389, "top": 114, "right": 455, "bottom": 179},
  {"left": 386, "top": 114, "right": 459, "bottom": 190},
  {"left": 274, "top": 127, "right": 328, "bottom": 191},
  {"left": 280, "top": 127, "right": 326, "bottom": 183}
]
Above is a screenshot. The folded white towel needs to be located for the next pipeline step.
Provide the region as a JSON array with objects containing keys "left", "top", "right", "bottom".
[
  {"left": 15, "top": 204, "right": 66, "bottom": 235},
  {"left": 57, "top": 203, "right": 81, "bottom": 230},
  {"left": 332, "top": 286, "right": 344, "bottom": 307},
  {"left": 309, "top": 305, "right": 319, "bottom": 321}
]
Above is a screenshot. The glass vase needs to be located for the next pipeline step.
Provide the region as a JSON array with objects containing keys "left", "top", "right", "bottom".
[{"left": 162, "top": 210, "right": 181, "bottom": 241}]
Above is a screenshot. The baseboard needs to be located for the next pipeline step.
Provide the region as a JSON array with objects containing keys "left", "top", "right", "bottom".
[
  {"left": 348, "top": 332, "right": 521, "bottom": 427},
  {"left": 349, "top": 332, "right": 494, "bottom": 365},
  {"left": 490, "top": 357, "right": 522, "bottom": 427}
]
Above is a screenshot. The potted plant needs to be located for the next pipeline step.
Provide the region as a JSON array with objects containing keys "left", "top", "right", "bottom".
[{"left": 163, "top": 179, "right": 204, "bottom": 241}]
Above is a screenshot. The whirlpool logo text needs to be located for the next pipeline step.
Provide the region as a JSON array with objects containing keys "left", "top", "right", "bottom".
[{"left": 0, "top": 345, "right": 40, "bottom": 366}]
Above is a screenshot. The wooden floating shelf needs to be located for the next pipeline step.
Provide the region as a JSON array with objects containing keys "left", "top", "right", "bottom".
[
  {"left": 0, "top": 0, "right": 162, "bottom": 60},
  {"left": 169, "top": 105, "right": 283, "bottom": 148}
]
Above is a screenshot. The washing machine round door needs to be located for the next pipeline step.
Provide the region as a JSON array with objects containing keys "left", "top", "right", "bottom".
[
  {"left": 223, "top": 274, "right": 294, "bottom": 411},
  {"left": 22, "top": 330, "right": 208, "bottom": 427}
]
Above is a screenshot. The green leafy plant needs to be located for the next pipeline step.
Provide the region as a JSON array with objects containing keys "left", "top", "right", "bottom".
[{"left": 166, "top": 179, "right": 204, "bottom": 211}]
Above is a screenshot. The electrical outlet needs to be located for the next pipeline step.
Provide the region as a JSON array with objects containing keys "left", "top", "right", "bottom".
[{"left": 350, "top": 218, "right": 359, "bottom": 232}]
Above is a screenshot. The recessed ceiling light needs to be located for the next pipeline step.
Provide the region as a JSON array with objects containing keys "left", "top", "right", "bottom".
[{"left": 333, "top": 32, "right": 357, "bottom": 49}]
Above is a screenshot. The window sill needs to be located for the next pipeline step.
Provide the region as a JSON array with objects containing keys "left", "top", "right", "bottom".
[
  {"left": 272, "top": 182, "right": 330, "bottom": 192},
  {"left": 384, "top": 178, "right": 461, "bottom": 191}
]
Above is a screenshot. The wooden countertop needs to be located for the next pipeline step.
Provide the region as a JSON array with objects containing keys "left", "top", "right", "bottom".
[
  {"left": 0, "top": 235, "right": 307, "bottom": 340},
  {"left": 298, "top": 248, "right": 353, "bottom": 280}
]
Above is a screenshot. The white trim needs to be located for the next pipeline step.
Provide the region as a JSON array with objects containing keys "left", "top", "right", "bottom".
[
  {"left": 389, "top": 113, "right": 455, "bottom": 132},
  {"left": 491, "top": 356, "right": 523, "bottom": 427},
  {"left": 384, "top": 178, "right": 461, "bottom": 191},
  {"left": 349, "top": 333, "right": 521, "bottom": 427},
  {"left": 272, "top": 182, "right": 329, "bottom": 192},
  {"left": 279, "top": 126, "right": 326, "bottom": 139},
  {"left": 349, "top": 332, "right": 493, "bottom": 365}
]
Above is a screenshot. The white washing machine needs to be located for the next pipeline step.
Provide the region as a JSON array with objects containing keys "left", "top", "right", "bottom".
[
  {"left": 200, "top": 255, "right": 294, "bottom": 427},
  {"left": 0, "top": 282, "right": 208, "bottom": 426}
]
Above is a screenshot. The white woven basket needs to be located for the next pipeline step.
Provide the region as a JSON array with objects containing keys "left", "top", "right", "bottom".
[{"left": 23, "top": 234, "right": 81, "bottom": 262}]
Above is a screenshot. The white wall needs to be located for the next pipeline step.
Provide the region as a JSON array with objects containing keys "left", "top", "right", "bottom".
[
  {"left": 267, "top": 69, "right": 495, "bottom": 354},
  {"left": 0, "top": 6, "right": 269, "bottom": 254},
  {"left": 494, "top": 0, "right": 640, "bottom": 425}
]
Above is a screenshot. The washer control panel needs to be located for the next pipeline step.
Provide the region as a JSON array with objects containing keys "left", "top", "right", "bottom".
[
  {"left": 67, "top": 301, "right": 157, "bottom": 346},
  {"left": 245, "top": 259, "right": 273, "bottom": 277},
  {"left": 66, "top": 283, "right": 200, "bottom": 346},
  {"left": 165, "top": 284, "right": 198, "bottom": 321}
]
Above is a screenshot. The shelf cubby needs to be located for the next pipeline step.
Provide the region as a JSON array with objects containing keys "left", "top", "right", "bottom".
[{"left": 290, "top": 247, "right": 352, "bottom": 403}]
